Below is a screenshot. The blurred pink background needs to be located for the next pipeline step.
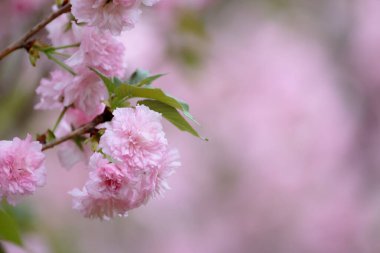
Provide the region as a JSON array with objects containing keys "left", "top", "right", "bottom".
[{"left": 2, "top": 0, "right": 380, "bottom": 252}]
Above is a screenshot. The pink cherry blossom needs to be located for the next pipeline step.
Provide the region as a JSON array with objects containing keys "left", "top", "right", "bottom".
[
  {"left": 70, "top": 148, "right": 180, "bottom": 220},
  {"left": 35, "top": 68, "right": 107, "bottom": 119},
  {"left": 67, "top": 28, "right": 126, "bottom": 77},
  {"left": 153, "top": 148, "right": 180, "bottom": 197},
  {"left": 34, "top": 69, "right": 71, "bottom": 110},
  {"left": 0, "top": 135, "right": 46, "bottom": 205},
  {"left": 63, "top": 68, "right": 108, "bottom": 118},
  {"left": 71, "top": 0, "right": 157, "bottom": 35},
  {"left": 70, "top": 106, "right": 180, "bottom": 220},
  {"left": 98, "top": 105, "right": 168, "bottom": 169},
  {"left": 69, "top": 153, "right": 133, "bottom": 220},
  {"left": 65, "top": 107, "right": 98, "bottom": 127},
  {"left": 124, "top": 147, "right": 181, "bottom": 206},
  {"left": 46, "top": 14, "right": 81, "bottom": 53}
]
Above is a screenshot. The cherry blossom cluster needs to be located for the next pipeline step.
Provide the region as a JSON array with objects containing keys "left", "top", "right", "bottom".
[
  {"left": 0, "top": 0, "right": 193, "bottom": 220},
  {"left": 70, "top": 106, "right": 180, "bottom": 219}
]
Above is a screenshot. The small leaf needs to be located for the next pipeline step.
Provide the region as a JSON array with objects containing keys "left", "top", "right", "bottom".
[
  {"left": 112, "top": 77, "right": 123, "bottom": 88},
  {"left": 115, "top": 85, "right": 198, "bottom": 124},
  {"left": 135, "top": 74, "right": 166, "bottom": 87},
  {"left": 178, "top": 10, "right": 207, "bottom": 39},
  {"left": 128, "top": 69, "right": 165, "bottom": 87},
  {"left": 28, "top": 48, "right": 40, "bottom": 67},
  {"left": 72, "top": 135, "right": 86, "bottom": 152},
  {"left": 46, "top": 130, "right": 56, "bottom": 143},
  {"left": 138, "top": 100, "right": 206, "bottom": 140},
  {"left": 128, "top": 69, "right": 150, "bottom": 85},
  {"left": 2, "top": 203, "right": 35, "bottom": 233},
  {"left": 91, "top": 68, "right": 115, "bottom": 94},
  {"left": 111, "top": 97, "right": 130, "bottom": 109},
  {"left": 0, "top": 208, "right": 22, "bottom": 246},
  {"left": 55, "top": 0, "right": 64, "bottom": 6}
]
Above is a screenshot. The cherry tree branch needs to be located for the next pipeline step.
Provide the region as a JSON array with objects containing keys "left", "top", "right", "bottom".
[
  {"left": 0, "top": 3, "right": 72, "bottom": 61},
  {"left": 41, "top": 109, "right": 113, "bottom": 152}
]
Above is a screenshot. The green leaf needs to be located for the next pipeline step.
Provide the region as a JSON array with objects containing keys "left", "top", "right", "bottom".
[
  {"left": 46, "top": 129, "right": 56, "bottom": 143},
  {"left": 178, "top": 10, "right": 207, "bottom": 39},
  {"left": 128, "top": 69, "right": 165, "bottom": 87},
  {"left": 138, "top": 100, "right": 206, "bottom": 140},
  {"left": 73, "top": 135, "right": 86, "bottom": 152},
  {"left": 128, "top": 69, "right": 150, "bottom": 85},
  {"left": 28, "top": 47, "right": 40, "bottom": 67},
  {"left": 2, "top": 203, "right": 35, "bottom": 233},
  {"left": 112, "top": 77, "right": 123, "bottom": 88},
  {"left": 55, "top": 0, "right": 63, "bottom": 6},
  {"left": 91, "top": 68, "right": 115, "bottom": 94},
  {"left": 0, "top": 208, "right": 22, "bottom": 246},
  {"left": 135, "top": 74, "right": 166, "bottom": 87},
  {"left": 115, "top": 85, "right": 198, "bottom": 124}
]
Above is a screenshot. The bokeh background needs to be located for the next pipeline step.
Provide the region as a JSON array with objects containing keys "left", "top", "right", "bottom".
[{"left": 2, "top": 0, "right": 380, "bottom": 252}]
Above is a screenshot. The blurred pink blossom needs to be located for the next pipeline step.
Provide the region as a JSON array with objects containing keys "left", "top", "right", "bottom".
[
  {"left": 35, "top": 69, "right": 70, "bottom": 110},
  {"left": 46, "top": 14, "right": 82, "bottom": 53},
  {"left": 10, "top": 0, "right": 47, "bottom": 13},
  {"left": 3, "top": 235, "right": 51, "bottom": 253}
]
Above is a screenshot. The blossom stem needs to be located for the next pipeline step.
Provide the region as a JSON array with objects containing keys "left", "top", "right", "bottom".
[
  {"left": 44, "top": 52, "right": 77, "bottom": 76},
  {"left": 0, "top": 3, "right": 72, "bottom": 61},
  {"left": 42, "top": 108, "right": 113, "bottom": 151},
  {"left": 43, "top": 43, "right": 81, "bottom": 52},
  {"left": 52, "top": 106, "right": 69, "bottom": 133},
  {"left": 53, "top": 43, "right": 81, "bottom": 51}
]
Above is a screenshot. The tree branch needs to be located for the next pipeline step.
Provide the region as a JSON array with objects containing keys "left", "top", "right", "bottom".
[
  {"left": 41, "top": 108, "right": 113, "bottom": 151},
  {"left": 0, "top": 3, "right": 72, "bottom": 61}
]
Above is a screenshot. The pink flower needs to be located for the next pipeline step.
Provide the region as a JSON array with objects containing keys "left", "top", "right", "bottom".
[
  {"left": 65, "top": 107, "right": 98, "bottom": 127},
  {"left": 71, "top": 0, "right": 157, "bottom": 35},
  {"left": 36, "top": 68, "right": 107, "bottom": 118},
  {"left": 69, "top": 153, "right": 133, "bottom": 220},
  {"left": 99, "top": 105, "right": 168, "bottom": 169},
  {"left": 67, "top": 28, "right": 126, "bottom": 77},
  {"left": 71, "top": 106, "right": 180, "bottom": 220},
  {"left": 153, "top": 148, "right": 180, "bottom": 197},
  {"left": 70, "top": 148, "right": 180, "bottom": 219},
  {"left": 0, "top": 135, "right": 46, "bottom": 205},
  {"left": 124, "top": 148, "right": 181, "bottom": 207},
  {"left": 35, "top": 69, "right": 70, "bottom": 110},
  {"left": 63, "top": 68, "right": 107, "bottom": 118},
  {"left": 46, "top": 13, "right": 82, "bottom": 53}
]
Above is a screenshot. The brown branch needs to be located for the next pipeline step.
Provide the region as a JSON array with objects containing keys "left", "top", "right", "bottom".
[
  {"left": 41, "top": 108, "right": 113, "bottom": 151},
  {"left": 0, "top": 3, "right": 72, "bottom": 61}
]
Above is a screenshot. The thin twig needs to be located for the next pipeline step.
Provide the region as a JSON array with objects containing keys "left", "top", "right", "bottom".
[
  {"left": 0, "top": 4, "right": 72, "bottom": 61},
  {"left": 42, "top": 121, "right": 97, "bottom": 151},
  {"left": 42, "top": 108, "right": 113, "bottom": 151},
  {"left": 52, "top": 106, "right": 69, "bottom": 132}
]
